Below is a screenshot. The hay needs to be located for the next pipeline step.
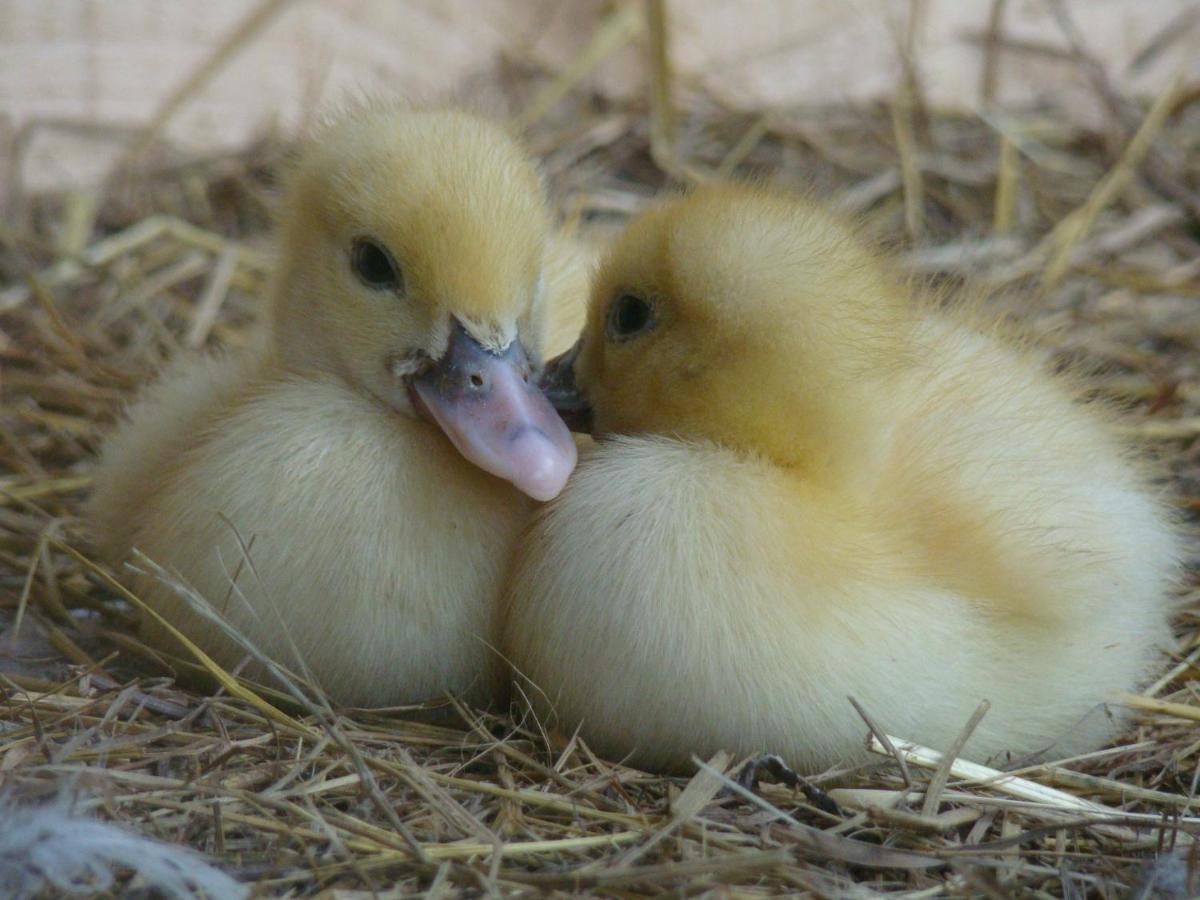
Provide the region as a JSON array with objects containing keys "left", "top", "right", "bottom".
[{"left": 3, "top": 7, "right": 1200, "bottom": 896}]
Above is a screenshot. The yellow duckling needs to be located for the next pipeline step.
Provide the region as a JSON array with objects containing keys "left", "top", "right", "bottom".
[
  {"left": 87, "top": 105, "right": 582, "bottom": 706},
  {"left": 502, "top": 183, "right": 1180, "bottom": 771}
]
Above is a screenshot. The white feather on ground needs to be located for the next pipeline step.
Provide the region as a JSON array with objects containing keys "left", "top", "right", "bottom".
[{"left": 0, "top": 790, "right": 247, "bottom": 899}]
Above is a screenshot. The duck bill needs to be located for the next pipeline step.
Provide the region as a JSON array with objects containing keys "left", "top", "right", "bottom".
[
  {"left": 412, "top": 321, "right": 577, "bottom": 501},
  {"left": 539, "top": 339, "right": 594, "bottom": 434}
]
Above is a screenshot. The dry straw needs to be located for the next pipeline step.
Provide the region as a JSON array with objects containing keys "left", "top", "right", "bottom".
[{"left": 2, "top": 0, "right": 1200, "bottom": 895}]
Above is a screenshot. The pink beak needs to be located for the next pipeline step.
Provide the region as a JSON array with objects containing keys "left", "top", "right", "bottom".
[{"left": 412, "top": 322, "right": 577, "bottom": 501}]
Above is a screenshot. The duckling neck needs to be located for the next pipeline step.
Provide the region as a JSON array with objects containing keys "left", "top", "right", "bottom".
[
  {"left": 749, "top": 384, "right": 900, "bottom": 495},
  {"left": 262, "top": 298, "right": 348, "bottom": 385}
]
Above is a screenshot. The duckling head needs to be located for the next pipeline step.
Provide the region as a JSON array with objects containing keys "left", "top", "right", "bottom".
[
  {"left": 549, "top": 183, "right": 914, "bottom": 473},
  {"left": 268, "top": 105, "right": 575, "bottom": 500}
]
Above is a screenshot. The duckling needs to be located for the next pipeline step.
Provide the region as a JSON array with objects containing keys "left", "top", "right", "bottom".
[
  {"left": 87, "top": 105, "right": 581, "bottom": 706},
  {"left": 501, "top": 183, "right": 1180, "bottom": 772}
]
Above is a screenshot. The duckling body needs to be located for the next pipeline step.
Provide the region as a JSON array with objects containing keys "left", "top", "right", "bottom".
[
  {"left": 88, "top": 107, "right": 581, "bottom": 705},
  {"left": 502, "top": 184, "right": 1178, "bottom": 770},
  {"left": 93, "top": 360, "right": 528, "bottom": 703}
]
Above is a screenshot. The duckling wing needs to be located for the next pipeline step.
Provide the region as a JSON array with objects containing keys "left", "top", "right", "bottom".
[
  {"left": 883, "top": 318, "right": 1179, "bottom": 627},
  {"left": 87, "top": 349, "right": 256, "bottom": 563}
]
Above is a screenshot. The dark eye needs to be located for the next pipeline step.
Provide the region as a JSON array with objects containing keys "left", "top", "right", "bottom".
[
  {"left": 606, "top": 292, "right": 654, "bottom": 340},
  {"left": 351, "top": 238, "right": 402, "bottom": 290}
]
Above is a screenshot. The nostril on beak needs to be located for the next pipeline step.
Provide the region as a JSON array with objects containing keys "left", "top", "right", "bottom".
[{"left": 469, "top": 372, "right": 485, "bottom": 389}]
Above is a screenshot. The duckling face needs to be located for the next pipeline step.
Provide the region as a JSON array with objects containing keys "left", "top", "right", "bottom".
[
  {"left": 555, "top": 184, "right": 912, "bottom": 468},
  {"left": 270, "top": 107, "right": 575, "bottom": 500}
]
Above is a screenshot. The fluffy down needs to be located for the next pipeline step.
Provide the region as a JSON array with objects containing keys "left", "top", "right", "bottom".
[
  {"left": 502, "top": 183, "right": 1179, "bottom": 772},
  {"left": 87, "top": 105, "right": 585, "bottom": 705}
]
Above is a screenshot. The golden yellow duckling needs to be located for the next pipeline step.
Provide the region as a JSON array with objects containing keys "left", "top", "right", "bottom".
[
  {"left": 87, "top": 105, "right": 582, "bottom": 706},
  {"left": 501, "top": 183, "right": 1180, "bottom": 771}
]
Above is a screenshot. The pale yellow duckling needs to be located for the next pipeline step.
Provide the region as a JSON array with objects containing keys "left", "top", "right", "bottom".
[
  {"left": 501, "top": 183, "right": 1180, "bottom": 771},
  {"left": 87, "top": 106, "right": 582, "bottom": 706}
]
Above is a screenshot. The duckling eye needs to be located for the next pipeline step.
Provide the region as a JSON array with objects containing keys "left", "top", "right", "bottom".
[
  {"left": 607, "top": 293, "right": 655, "bottom": 341},
  {"left": 351, "top": 238, "right": 402, "bottom": 291}
]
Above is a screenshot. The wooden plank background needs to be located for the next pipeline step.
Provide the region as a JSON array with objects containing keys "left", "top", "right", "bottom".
[{"left": 2, "top": 0, "right": 1198, "bottom": 192}]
